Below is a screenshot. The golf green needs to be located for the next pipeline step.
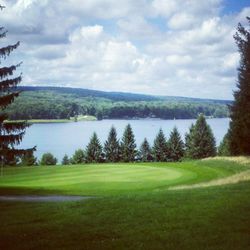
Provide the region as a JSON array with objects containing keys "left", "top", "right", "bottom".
[{"left": 0, "top": 158, "right": 249, "bottom": 196}]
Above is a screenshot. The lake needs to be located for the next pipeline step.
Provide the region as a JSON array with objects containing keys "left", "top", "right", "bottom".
[{"left": 19, "top": 118, "right": 230, "bottom": 162}]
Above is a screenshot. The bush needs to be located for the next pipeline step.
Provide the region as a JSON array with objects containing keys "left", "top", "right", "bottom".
[
  {"left": 40, "top": 153, "right": 57, "bottom": 166},
  {"left": 71, "top": 149, "right": 85, "bottom": 164},
  {"left": 20, "top": 151, "right": 37, "bottom": 166}
]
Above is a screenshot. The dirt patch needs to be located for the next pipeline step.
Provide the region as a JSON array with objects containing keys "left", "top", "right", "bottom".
[{"left": 0, "top": 195, "right": 94, "bottom": 202}]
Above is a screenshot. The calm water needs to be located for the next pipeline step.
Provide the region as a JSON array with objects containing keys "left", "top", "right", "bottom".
[{"left": 19, "top": 118, "right": 230, "bottom": 162}]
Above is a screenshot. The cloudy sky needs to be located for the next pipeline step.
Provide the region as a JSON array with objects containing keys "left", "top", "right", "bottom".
[{"left": 1, "top": 0, "right": 250, "bottom": 100}]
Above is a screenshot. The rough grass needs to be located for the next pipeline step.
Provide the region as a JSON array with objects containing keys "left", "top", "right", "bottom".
[
  {"left": 171, "top": 157, "right": 250, "bottom": 190},
  {"left": 0, "top": 157, "right": 250, "bottom": 250}
]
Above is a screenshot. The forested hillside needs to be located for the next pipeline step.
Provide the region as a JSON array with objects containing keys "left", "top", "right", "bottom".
[{"left": 6, "top": 86, "right": 231, "bottom": 120}]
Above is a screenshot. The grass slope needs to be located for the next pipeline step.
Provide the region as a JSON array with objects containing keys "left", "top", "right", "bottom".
[{"left": 0, "top": 158, "right": 250, "bottom": 250}]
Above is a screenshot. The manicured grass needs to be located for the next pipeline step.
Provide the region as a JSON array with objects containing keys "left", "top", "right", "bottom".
[
  {"left": 0, "top": 160, "right": 249, "bottom": 196},
  {"left": 0, "top": 158, "right": 250, "bottom": 249}
]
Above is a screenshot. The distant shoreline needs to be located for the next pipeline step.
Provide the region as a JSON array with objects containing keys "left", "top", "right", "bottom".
[
  {"left": 5, "top": 116, "right": 229, "bottom": 124},
  {"left": 5, "top": 115, "right": 97, "bottom": 124}
]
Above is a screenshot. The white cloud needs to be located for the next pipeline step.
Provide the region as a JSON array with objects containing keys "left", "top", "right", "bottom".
[
  {"left": 168, "top": 13, "right": 197, "bottom": 30},
  {"left": 69, "top": 25, "right": 104, "bottom": 43},
  {"left": 152, "top": 0, "right": 178, "bottom": 17},
  {"left": 117, "top": 16, "right": 160, "bottom": 40}
]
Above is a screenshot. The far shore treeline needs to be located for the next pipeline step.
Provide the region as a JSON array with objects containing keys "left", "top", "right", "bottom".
[
  {"left": 5, "top": 86, "right": 230, "bottom": 121},
  {"left": 18, "top": 114, "right": 225, "bottom": 167}
]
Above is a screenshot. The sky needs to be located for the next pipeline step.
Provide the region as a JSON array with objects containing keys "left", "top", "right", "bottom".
[{"left": 0, "top": 0, "right": 250, "bottom": 100}]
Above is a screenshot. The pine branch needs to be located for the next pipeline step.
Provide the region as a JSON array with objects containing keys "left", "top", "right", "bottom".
[
  {"left": 0, "top": 28, "right": 7, "bottom": 39},
  {"left": 0, "top": 76, "right": 22, "bottom": 91},
  {"left": 2, "top": 121, "right": 30, "bottom": 133},
  {"left": 0, "top": 92, "right": 20, "bottom": 109},
  {"left": 0, "top": 63, "right": 22, "bottom": 79},
  {"left": 0, "top": 42, "right": 20, "bottom": 58},
  {"left": 0, "top": 132, "right": 25, "bottom": 147},
  {"left": 0, "top": 147, "right": 36, "bottom": 158}
]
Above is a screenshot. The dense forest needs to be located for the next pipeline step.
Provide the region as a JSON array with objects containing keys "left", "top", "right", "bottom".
[{"left": 6, "top": 86, "right": 231, "bottom": 120}]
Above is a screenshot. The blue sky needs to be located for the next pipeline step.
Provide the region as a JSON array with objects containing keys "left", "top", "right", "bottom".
[
  {"left": 223, "top": 0, "right": 250, "bottom": 13},
  {"left": 1, "top": 0, "right": 250, "bottom": 100}
]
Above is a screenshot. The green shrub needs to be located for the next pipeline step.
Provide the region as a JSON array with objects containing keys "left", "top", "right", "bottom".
[{"left": 40, "top": 153, "right": 57, "bottom": 166}]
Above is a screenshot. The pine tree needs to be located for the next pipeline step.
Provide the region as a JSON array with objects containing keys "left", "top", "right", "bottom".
[
  {"left": 86, "top": 132, "right": 103, "bottom": 163},
  {"left": 0, "top": 6, "right": 35, "bottom": 169},
  {"left": 168, "top": 127, "right": 184, "bottom": 161},
  {"left": 229, "top": 17, "right": 250, "bottom": 155},
  {"left": 218, "top": 133, "right": 230, "bottom": 156},
  {"left": 139, "top": 138, "right": 152, "bottom": 162},
  {"left": 71, "top": 149, "right": 85, "bottom": 164},
  {"left": 152, "top": 129, "right": 168, "bottom": 162},
  {"left": 185, "top": 114, "right": 216, "bottom": 159},
  {"left": 120, "top": 124, "right": 137, "bottom": 162},
  {"left": 185, "top": 123, "right": 195, "bottom": 158},
  {"left": 62, "top": 154, "right": 70, "bottom": 165},
  {"left": 104, "top": 126, "right": 120, "bottom": 162}
]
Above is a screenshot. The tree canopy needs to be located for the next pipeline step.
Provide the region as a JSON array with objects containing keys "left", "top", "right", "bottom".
[
  {"left": 229, "top": 17, "right": 250, "bottom": 155},
  {"left": 185, "top": 114, "right": 216, "bottom": 159},
  {"left": 0, "top": 6, "right": 34, "bottom": 167},
  {"left": 120, "top": 124, "right": 137, "bottom": 162},
  {"left": 104, "top": 126, "right": 120, "bottom": 162}
]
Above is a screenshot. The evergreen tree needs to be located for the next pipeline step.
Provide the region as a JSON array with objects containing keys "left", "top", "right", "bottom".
[
  {"left": 218, "top": 133, "right": 230, "bottom": 156},
  {"left": 40, "top": 153, "right": 57, "bottom": 166},
  {"left": 185, "top": 123, "right": 195, "bottom": 158},
  {"left": 70, "top": 149, "right": 85, "bottom": 164},
  {"left": 229, "top": 17, "right": 250, "bottom": 155},
  {"left": 139, "top": 138, "right": 152, "bottom": 162},
  {"left": 0, "top": 6, "right": 35, "bottom": 168},
  {"left": 62, "top": 154, "right": 70, "bottom": 165},
  {"left": 120, "top": 124, "right": 137, "bottom": 162},
  {"left": 168, "top": 127, "right": 184, "bottom": 161},
  {"left": 20, "top": 151, "right": 37, "bottom": 166},
  {"left": 104, "top": 126, "right": 120, "bottom": 162},
  {"left": 185, "top": 114, "right": 216, "bottom": 159},
  {"left": 152, "top": 129, "right": 168, "bottom": 162},
  {"left": 86, "top": 132, "right": 103, "bottom": 163}
]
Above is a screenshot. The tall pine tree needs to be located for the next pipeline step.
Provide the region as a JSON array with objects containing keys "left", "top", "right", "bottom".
[
  {"left": 139, "top": 138, "right": 152, "bottom": 162},
  {"left": 86, "top": 132, "right": 103, "bottom": 163},
  {"left": 120, "top": 124, "right": 137, "bottom": 162},
  {"left": 185, "top": 114, "right": 216, "bottom": 159},
  {"left": 185, "top": 123, "right": 195, "bottom": 158},
  {"left": 168, "top": 127, "right": 184, "bottom": 162},
  {"left": 104, "top": 126, "right": 120, "bottom": 162},
  {"left": 229, "top": 17, "right": 250, "bottom": 155},
  {"left": 152, "top": 129, "right": 169, "bottom": 162},
  {"left": 0, "top": 6, "right": 34, "bottom": 169}
]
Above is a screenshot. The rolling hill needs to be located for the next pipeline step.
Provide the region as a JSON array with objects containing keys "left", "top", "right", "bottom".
[{"left": 5, "top": 86, "right": 232, "bottom": 120}]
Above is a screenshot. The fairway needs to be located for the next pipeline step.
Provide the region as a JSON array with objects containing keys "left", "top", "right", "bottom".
[
  {"left": 0, "top": 158, "right": 249, "bottom": 196},
  {"left": 0, "top": 157, "right": 250, "bottom": 250}
]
